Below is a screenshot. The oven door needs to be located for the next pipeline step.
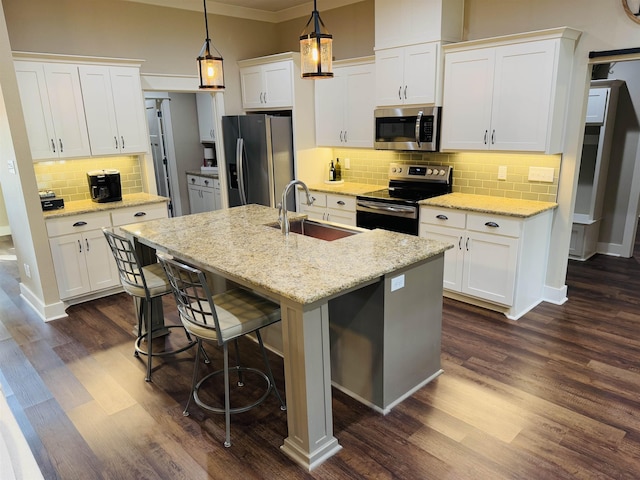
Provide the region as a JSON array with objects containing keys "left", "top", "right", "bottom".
[{"left": 356, "top": 199, "right": 419, "bottom": 235}]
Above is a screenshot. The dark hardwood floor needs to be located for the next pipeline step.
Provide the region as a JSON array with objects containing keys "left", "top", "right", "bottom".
[{"left": 1, "top": 232, "right": 640, "bottom": 479}]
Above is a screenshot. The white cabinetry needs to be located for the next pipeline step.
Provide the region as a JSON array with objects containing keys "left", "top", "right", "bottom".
[
  {"left": 111, "top": 203, "right": 169, "bottom": 233},
  {"left": 14, "top": 61, "right": 91, "bottom": 160},
  {"left": 196, "top": 92, "right": 216, "bottom": 142},
  {"left": 300, "top": 193, "right": 356, "bottom": 226},
  {"left": 420, "top": 206, "right": 553, "bottom": 319},
  {"left": 374, "top": 0, "right": 464, "bottom": 50},
  {"left": 46, "top": 212, "right": 118, "bottom": 300},
  {"left": 315, "top": 58, "right": 375, "bottom": 147},
  {"left": 187, "top": 174, "right": 219, "bottom": 214},
  {"left": 375, "top": 43, "right": 440, "bottom": 106},
  {"left": 79, "top": 65, "right": 149, "bottom": 155},
  {"left": 570, "top": 80, "right": 622, "bottom": 261},
  {"left": 441, "top": 28, "right": 580, "bottom": 153},
  {"left": 240, "top": 59, "right": 293, "bottom": 110}
]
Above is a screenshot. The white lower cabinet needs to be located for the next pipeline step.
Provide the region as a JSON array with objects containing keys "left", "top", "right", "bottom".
[
  {"left": 300, "top": 192, "right": 356, "bottom": 226},
  {"left": 111, "top": 203, "right": 169, "bottom": 233},
  {"left": 187, "top": 174, "right": 219, "bottom": 214},
  {"left": 420, "top": 206, "right": 552, "bottom": 319},
  {"left": 47, "top": 212, "right": 118, "bottom": 300}
]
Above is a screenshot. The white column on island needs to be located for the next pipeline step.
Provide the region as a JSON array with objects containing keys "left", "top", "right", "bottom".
[{"left": 279, "top": 300, "right": 342, "bottom": 470}]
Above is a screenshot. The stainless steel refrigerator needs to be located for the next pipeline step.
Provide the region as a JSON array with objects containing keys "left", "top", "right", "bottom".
[{"left": 222, "top": 114, "right": 295, "bottom": 210}]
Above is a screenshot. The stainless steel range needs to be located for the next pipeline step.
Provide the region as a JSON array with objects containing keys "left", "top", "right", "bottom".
[{"left": 356, "top": 163, "right": 453, "bottom": 235}]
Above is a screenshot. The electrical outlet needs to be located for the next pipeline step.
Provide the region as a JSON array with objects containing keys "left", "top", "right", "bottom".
[
  {"left": 528, "top": 166, "right": 554, "bottom": 183},
  {"left": 24, "top": 263, "right": 31, "bottom": 278},
  {"left": 344, "top": 158, "right": 350, "bottom": 169},
  {"left": 391, "top": 274, "right": 405, "bottom": 292},
  {"left": 497, "top": 165, "right": 507, "bottom": 180}
]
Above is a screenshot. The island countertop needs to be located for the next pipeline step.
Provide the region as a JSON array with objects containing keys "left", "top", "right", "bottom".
[{"left": 120, "top": 204, "right": 451, "bottom": 305}]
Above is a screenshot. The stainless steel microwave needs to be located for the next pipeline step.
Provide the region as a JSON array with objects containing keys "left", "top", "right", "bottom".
[{"left": 374, "top": 106, "right": 441, "bottom": 151}]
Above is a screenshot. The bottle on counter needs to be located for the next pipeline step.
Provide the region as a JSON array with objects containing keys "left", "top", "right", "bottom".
[
  {"left": 335, "top": 158, "right": 342, "bottom": 181},
  {"left": 329, "top": 160, "right": 335, "bottom": 181}
]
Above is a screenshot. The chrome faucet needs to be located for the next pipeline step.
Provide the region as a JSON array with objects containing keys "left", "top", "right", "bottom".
[{"left": 279, "top": 180, "right": 315, "bottom": 235}]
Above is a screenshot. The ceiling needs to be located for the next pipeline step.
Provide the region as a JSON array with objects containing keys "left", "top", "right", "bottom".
[{"left": 119, "top": 0, "right": 361, "bottom": 22}]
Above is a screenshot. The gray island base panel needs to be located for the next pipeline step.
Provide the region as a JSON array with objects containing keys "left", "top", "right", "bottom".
[{"left": 120, "top": 204, "right": 450, "bottom": 471}]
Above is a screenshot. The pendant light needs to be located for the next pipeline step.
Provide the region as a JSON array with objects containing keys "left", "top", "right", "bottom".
[
  {"left": 299, "top": 0, "right": 333, "bottom": 79},
  {"left": 197, "top": 0, "right": 225, "bottom": 90}
]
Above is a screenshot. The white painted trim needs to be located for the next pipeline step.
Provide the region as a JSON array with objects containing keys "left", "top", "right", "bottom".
[
  {"left": 19, "top": 282, "right": 67, "bottom": 322},
  {"left": 0, "top": 226, "right": 10, "bottom": 236},
  {"left": 140, "top": 73, "right": 199, "bottom": 92},
  {"left": 543, "top": 284, "right": 568, "bottom": 306},
  {"left": 597, "top": 241, "right": 625, "bottom": 257},
  {"left": 12, "top": 51, "right": 144, "bottom": 66}
]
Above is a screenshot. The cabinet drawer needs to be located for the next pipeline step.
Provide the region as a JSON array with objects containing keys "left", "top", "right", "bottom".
[
  {"left": 111, "top": 203, "right": 168, "bottom": 227},
  {"left": 326, "top": 194, "right": 355, "bottom": 211},
  {"left": 420, "top": 207, "right": 466, "bottom": 229},
  {"left": 466, "top": 213, "right": 521, "bottom": 238},
  {"left": 46, "top": 212, "right": 112, "bottom": 237},
  {"left": 187, "top": 174, "right": 210, "bottom": 187},
  {"left": 307, "top": 192, "right": 327, "bottom": 208}
]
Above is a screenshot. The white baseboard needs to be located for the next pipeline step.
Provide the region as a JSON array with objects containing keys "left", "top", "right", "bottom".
[
  {"left": 597, "top": 241, "right": 624, "bottom": 257},
  {"left": 543, "top": 284, "right": 568, "bottom": 305},
  {"left": 0, "top": 226, "right": 11, "bottom": 237},
  {"left": 19, "top": 282, "right": 67, "bottom": 322}
]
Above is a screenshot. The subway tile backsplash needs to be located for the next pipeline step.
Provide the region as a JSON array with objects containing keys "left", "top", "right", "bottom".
[
  {"left": 34, "top": 156, "right": 144, "bottom": 202},
  {"left": 332, "top": 149, "right": 560, "bottom": 202}
]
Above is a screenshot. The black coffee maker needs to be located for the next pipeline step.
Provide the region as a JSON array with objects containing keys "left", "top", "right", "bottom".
[{"left": 87, "top": 169, "right": 122, "bottom": 203}]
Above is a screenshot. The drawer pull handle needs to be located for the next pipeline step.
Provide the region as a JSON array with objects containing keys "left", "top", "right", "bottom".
[
  {"left": 114, "top": 136, "right": 118, "bottom": 149},
  {"left": 436, "top": 214, "right": 448, "bottom": 220},
  {"left": 86, "top": 238, "right": 90, "bottom": 252},
  {"left": 466, "top": 237, "right": 469, "bottom": 251},
  {"left": 337, "top": 200, "right": 345, "bottom": 206},
  {"left": 485, "top": 221, "right": 499, "bottom": 228},
  {"left": 77, "top": 239, "right": 82, "bottom": 253},
  {"left": 72, "top": 221, "right": 87, "bottom": 227},
  {"left": 458, "top": 237, "right": 462, "bottom": 250},
  {"left": 134, "top": 212, "right": 147, "bottom": 217}
]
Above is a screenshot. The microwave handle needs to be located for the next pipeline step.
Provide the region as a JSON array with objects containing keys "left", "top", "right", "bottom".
[{"left": 415, "top": 110, "right": 423, "bottom": 148}]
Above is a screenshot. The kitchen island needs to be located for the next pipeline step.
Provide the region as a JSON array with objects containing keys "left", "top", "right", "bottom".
[{"left": 120, "top": 204, "right": 451, "bottom": 470}]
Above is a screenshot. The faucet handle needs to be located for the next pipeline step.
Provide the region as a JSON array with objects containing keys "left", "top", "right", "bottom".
[{"left": 308, "top": 196, "right": 316, "bottom": 205}]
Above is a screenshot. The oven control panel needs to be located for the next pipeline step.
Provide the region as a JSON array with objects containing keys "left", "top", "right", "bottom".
[{"left": 388, "top": 163, "right": 452, "bottom": 183}]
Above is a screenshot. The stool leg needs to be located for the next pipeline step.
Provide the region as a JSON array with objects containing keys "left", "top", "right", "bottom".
[
  {"left": 145, "top": 298, "right": 153, "bottom": 382},
  {"left": 184, "top": 339, "right": 202, "bottom": 417},
  {"left": 233, "top": 339, "right": 244, "bottom": 387},
  {"left": 134, "top": 297, "right": 144, "bottom": 358},
  {"left": 256, "top": 330, "right": 286, "bottom": 411},
  {"left": 223, "top": 342, "right": 231, "bottom": 448}
]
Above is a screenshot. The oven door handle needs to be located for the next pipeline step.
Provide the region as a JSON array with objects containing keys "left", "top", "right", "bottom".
[{"left": 357, "top": 200, "right": 417, "bottom": 218}]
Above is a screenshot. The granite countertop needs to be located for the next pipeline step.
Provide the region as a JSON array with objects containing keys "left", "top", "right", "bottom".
[
  {"left": 43, "top": 193, "right": 169, "bottom": 219},
  {"left": 305, "top": 181, "right": 379, "bottom": 196},
  {"left": 420, "top": 192, "right": 558, "bottom": 218},
  {"left": 186, "top": 170, "right": 219, "bottom": 179},
  {"left": 121, "top": 204, "right": 451, "bottom": 305}
]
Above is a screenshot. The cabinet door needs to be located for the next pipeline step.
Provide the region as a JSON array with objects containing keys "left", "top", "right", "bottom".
[
  {"left": 315, "top": 71, "right": 346, "bottom": 146},
  {"left": 42, "top": 63, "right": 91, "bottom": 158},
  {"left": 109, "top": 66, "right": 149, "bottom": 154},
  {"left": 403, "top": 42, "right": 438, "bottom": 105},
  {"left": 200, "top": 187, "right": 216, "bottom": 212},
  {"left": 344, "top": 64, "right": 375, "bottom": 147},
  {"left": 240, "top": 65, "right": 264, "bottom": 110},
  {"left": 489, "top": 40, "right": 556, "bottom": 152},
  {"left": 375, "top": 0, "right": 438, "bottom": 49},
  {"left": 196, "top": 92, "right": 216, "bottom": 142},
  {"left": 263, "top": 61, "right": 293, "bottom": 108},
  {"left": 375, "top": 47, "right": 405, "bottom": 107},
  {"left": 441, "top": 47, "right": 495, "bottom": 150},
  {"left": 84, "top": 229, "right": 120, "bottom": 291},
  {"left": 462, "top": 231, "right": 518, "bottom": 305},
  {"left": 49, "top": 234, "right": 91, "bottom": 299},
  {"left": 78, "top": 65, "right": 121, "bottom": 155},
  {"left": 213, "top": 179, "right": 221, "bottom": 210},
  {"left": 188, "top": 185, "right": 204, "bottom": 214},
  {"left": 420, "top": 224, "right": 464, "bottom": 291},
  {"left": 14, "top": 61, "right": 58, "bottom": 160}
]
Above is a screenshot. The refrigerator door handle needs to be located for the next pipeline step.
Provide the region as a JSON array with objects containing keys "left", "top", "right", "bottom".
[{"left": 236, "top": 137, "right": 248, "bottom": 205}]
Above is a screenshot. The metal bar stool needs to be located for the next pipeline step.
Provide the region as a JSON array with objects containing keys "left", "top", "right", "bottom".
[
  {"left": 103, "top": 228, "right": 199, "bottom": 382},
  {"left": 157, "top": 252, "right": 286, "bottom": 448}
]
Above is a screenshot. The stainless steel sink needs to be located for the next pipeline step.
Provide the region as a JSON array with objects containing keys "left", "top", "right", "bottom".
[{"left": 269, "top": 218, "right": 363, "bottom": 241}]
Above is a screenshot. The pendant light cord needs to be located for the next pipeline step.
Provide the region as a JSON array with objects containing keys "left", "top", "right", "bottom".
[{"left": 203, "top": 0, "right": 210, "bottom": 42}]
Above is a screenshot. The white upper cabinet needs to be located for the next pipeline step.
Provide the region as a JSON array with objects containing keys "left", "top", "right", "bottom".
[
  {"left": 375, "top": 0, "right": 464, "bottom": 50},
  {"left": 14, "top": 61, "right": 91, "bottom": 160},
  {"left": 79, "top": 65, "right": 149, "bottom": 155},
  {"left": 240, "top": 59, "right": 293, "bottom": 110},
  {"left": 196, "top": 93, "right": 216, "bottom": 142},
  {"left": 441, "top": 28, "right": 581, "bottom": 153},
  {"left": 315, "top": 59, "right": 375, "bottom": 148},
  {"left": 375, "top": 42, "right": 439, "bottom": 106}
]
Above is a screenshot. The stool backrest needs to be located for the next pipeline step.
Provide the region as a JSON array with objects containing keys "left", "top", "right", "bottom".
[
  {"left": 156, "top": 253, "right": 223, "bottom": 343},
  {"left": 102, "top": 228, "right": 149, "bottom": 293}
]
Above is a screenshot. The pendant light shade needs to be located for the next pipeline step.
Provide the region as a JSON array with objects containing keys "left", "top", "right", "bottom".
[
  {"left": 197, "top": 0, "right": 224, "bottom": 90},
  {"left": 300, "top": 0, "right": 333, "bottom": 79}
]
